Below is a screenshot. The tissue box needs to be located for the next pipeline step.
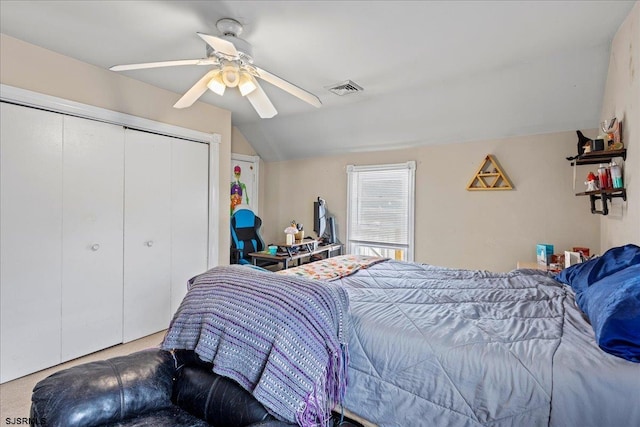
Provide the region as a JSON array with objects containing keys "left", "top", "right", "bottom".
[{"left": 537, "top": 244, "right": 554, "bottom": 266}]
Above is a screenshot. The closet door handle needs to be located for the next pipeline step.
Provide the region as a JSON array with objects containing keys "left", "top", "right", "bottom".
[
  {"left": 145, "top": 240, "right": 154, "bottom": 247},
  {"left": 91, "top": 243, "right": 100, "bottom": 252}
]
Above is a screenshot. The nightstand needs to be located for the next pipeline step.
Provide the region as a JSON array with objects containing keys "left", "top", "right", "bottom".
[{"left": 516, "top": 261, "right": 547, "bottom": 270}]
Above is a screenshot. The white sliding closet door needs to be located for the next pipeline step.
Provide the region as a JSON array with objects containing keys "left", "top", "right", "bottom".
[
  {"left": 61, "top": 116, "right": 124, "bottom": 361},
  {"left": 1, "top": 89, "right": 216, "bottom": 382},
  {"left": 123, "top": 130, "right": 172, "bottom": 342},
  {"left": 171, "top": 141, "right": 209, "bottom": 315},
  {"left": 1, "top": 103, "right": 63, "bottom": 382}
]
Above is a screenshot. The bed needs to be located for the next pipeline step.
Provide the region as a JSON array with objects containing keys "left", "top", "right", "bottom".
[{"left": 163, "top": 245, "right": 640, "bottom": 427}]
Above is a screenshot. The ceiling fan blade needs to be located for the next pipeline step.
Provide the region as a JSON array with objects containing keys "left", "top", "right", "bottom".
[
  {"left": 246, "top": 78, "right": 277, "bottom": 118},
  {"left": 173, "top": 70, "right": 219, "bottom": 109},
  {"left": 254, "top": 66, "right": 321, "bottom": 108},
  {"left": 109, "top": 59, "right": 213, "bottom": 72},
  {"left": 197, "top": 33, "right": 239, "bottom": 58}
]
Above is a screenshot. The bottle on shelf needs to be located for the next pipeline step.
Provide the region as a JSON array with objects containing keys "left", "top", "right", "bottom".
[
  {"left": 597, "top": 164, "right": 609, "bottom": 189},
  {"left": 610, "top": 161, "right": 623, "bottom": 189}
]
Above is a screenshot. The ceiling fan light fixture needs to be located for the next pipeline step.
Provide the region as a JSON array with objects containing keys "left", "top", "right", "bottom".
[
  {"left": 111, "top": 19, "right": 320, "bottom": 118},
  {"left": 221, "top": 62, "right": 240, "bottom": 87},
  {"left": 207, "top": 73, "right": 226, "bottom": 96},
  {"left": 238, "top": 73, "right": 257, "bottom": 96}
]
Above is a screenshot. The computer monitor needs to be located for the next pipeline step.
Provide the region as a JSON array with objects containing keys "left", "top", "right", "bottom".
[
  {"left": 314, "top": 197, "right": 337, "bottom": 244},
  {"left": 313, "top": 197, "right": 326, "bottom": 239}
]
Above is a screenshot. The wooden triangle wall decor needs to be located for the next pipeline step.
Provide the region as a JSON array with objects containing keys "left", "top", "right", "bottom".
[{"left": 466, "top": 154, "right": 514, "bottom": 191}]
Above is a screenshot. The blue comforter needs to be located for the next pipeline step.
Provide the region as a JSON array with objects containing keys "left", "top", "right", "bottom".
[{"left": 334, "top": 260, "right": 640, "bottom": 427}]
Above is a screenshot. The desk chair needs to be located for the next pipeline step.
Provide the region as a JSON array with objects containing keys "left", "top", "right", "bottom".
[{"left": 230, "top": 209, "right": 266, "bottom": 265}]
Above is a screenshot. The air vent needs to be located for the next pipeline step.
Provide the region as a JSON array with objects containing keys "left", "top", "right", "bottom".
[{"left": 326, "top": 80, "right": 363, "bottom": 96}]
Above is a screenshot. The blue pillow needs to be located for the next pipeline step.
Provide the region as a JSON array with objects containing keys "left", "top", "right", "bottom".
[
  {"left": 575, "top": 264, "right": 640, "bottom": 362},
  {"left": 555, "top": 244, "right": 640, "bottom": 293}
]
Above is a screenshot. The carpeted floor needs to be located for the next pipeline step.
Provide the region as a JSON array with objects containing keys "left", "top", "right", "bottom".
[{"left": 0, "top": 330, "right": 165, "bottom": 421}]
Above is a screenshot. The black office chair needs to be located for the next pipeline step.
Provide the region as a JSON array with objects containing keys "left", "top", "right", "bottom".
[{"left": 230, "top": 209, "right": 266, "bottom": 265}]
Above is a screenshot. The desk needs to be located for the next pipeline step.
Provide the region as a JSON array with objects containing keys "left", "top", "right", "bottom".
[
  {"left": 249, "top": 242, "right": 343, "bottom": 270},
  {"left": 516, "top": 261, "right": 562, "bottom": 273}
]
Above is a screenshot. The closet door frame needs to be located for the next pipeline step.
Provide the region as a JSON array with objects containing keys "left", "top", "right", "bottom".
[{"left": 0, "top": 84, "right": 220, "bottom": 269}]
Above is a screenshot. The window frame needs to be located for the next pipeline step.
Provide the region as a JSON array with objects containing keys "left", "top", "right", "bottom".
[{"left": 346, "top": 161, "right": 416, "bottom": 262}]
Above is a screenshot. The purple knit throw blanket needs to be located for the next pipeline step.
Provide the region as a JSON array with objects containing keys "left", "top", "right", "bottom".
[{"left": 161, "top": 265, "right": 350, "bottom": 426}]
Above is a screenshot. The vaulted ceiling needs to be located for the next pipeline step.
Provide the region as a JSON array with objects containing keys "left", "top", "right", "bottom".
[{"left": 1, "top": 1, "right": 635, "bottom": 161}]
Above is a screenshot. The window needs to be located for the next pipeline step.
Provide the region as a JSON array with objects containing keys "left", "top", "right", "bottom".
[{"left": 346, "top": 161, "right": 415, "bottom": 261}]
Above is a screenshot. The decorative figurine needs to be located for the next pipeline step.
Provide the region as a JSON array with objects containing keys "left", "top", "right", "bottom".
[
  {"left": 566, "top": 130, "right": 593, "bottom": 161},
  {"left": 585, "top": 172, "right": 598, "bottom": 192}
]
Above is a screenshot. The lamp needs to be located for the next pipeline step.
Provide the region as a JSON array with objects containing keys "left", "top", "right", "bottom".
[
  {"left": 206, "top": 73, "right": 226, "bottom": 96},
  {"left": 238, "top": 72, "right": 257, "bottom": 96},
  {"left": 220, "top": 62, "right": 240, "bottom": 87},
  {"left": 284, "top": 226, "right": 298, "bottom": 245},
  {"left": 207, "top": 63, "right": 256, "bottom": 98}
]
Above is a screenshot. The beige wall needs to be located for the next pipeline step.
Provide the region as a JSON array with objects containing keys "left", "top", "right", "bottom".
[
  {"left": 600, "top": 2, "right": 640, "bottom": 248},
  {"left": 0, "top": 34, "right": 233, "bottom": 265},
  {"left": 232, "top": 127, "right": 258, "bottom": 156},
  {"left": 263, "top": 131, "right": 601, "bottom": 272}
]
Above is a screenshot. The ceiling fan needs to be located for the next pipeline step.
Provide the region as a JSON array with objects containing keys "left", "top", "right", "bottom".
[{"left": 109, "top": 18, "right": 321, "bottom": 118}]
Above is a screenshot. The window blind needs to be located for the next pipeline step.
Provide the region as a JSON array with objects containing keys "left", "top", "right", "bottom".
[{"left": 346, "top": 161, "right": 415, "bottom": 260}]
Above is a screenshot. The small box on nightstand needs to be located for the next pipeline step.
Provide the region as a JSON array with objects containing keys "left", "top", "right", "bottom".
[
  {"left": 537, "top": 244, "right": 554, "bottom": 267},
  {"left": 565, "top": 251, "right": 582, "bottom": 268}
]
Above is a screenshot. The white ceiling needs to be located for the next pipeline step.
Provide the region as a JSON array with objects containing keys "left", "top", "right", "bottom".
[{"left": 1, "top": 0, "right": 635, "bottom": 161}]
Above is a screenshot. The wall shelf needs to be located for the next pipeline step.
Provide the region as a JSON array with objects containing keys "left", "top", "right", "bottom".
[
  {"left": 569, "top": 147, "right": 627, "bottom": 215},
  {"left": 466, "top": 155, "right": 513, "bottom": 190},
  {"left": 575, "top": 188, "right": 627, "bottom": 215},
  {"left": 570, "top": 148, "right": 626, "bottom": 166}
]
